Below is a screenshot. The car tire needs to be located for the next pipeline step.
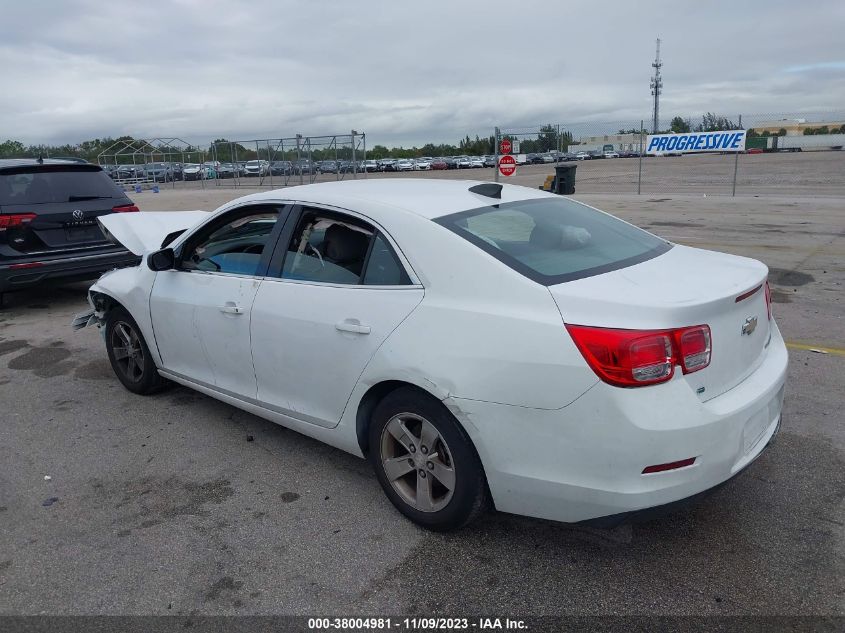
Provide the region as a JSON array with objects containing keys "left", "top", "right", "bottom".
[
  {"left": 369, "top": 387, "right": 490, "bottom": 531},
  {"left": 105, "top": 307, "right": 167, "bottom": 395}
]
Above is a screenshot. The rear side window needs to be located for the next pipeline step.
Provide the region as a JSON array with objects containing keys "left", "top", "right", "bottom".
[
  {"left": 280, "top": 208, "right": 411, "bottom": 286},
  {"left": 436, "top": 197, "right": 671, "bottom": 285},
  {"left": 0, "top": 166, "right": 122, "bottom": 206},
  {"left": 363, "top": 233, "right": 411, "bottom": 285}
]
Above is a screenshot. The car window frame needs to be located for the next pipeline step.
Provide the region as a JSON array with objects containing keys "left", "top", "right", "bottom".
[
  {"left": 172, "top": 203, "right": 292, "bottom": 279},
  {"left": 264, "top": 202, "right": 420, "bottom": 289}
]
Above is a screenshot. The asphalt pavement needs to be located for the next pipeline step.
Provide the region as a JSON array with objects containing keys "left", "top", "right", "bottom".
[{"left": 0, "top": 191, "right": 842, "bottom": 617}]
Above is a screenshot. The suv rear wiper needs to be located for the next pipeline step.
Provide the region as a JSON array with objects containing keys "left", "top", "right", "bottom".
[{"left": 68, "top": 195, "right": 110, "bottom": 201}]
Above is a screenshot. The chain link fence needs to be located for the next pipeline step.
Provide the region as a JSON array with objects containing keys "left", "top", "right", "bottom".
[
  {"left": 96, "top": 112, "right": 844, "bottom": 197},
  {"left": 493, "top": 111, "right": 845, "bottom": 197},
  {"left": 209, "top": 132, "right": 366, "bottom": 187}
]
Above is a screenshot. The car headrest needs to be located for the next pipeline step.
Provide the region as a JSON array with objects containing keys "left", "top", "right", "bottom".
[
  {"left": 529, "top": 223, "right": 592, "bottom": 250},
  {"left": 324, "top": 224, "right": 369, "bottom": 263}
]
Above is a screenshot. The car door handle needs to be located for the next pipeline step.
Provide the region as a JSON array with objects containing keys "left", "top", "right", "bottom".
[
  {"left": 219, "top": 302, "right": 244, "bottom": 315},
  {"left": 335, "top": 319, "right": 371, "bottom": 335}
]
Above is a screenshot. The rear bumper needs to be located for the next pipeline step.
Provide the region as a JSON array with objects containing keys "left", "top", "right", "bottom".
[
  {"left": 581, "top": 413, "right": 781, "bottom": 528},
  {"left": 446, "top": 320, "right": 789, "bottom": 524},
  {"left": 0, "top": 249, "right": 140, "bottom": 293}
]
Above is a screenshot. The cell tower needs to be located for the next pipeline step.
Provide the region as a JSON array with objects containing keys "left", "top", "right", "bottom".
[{"left": 650, "top": 38, "right": 663, "bottom": 133}]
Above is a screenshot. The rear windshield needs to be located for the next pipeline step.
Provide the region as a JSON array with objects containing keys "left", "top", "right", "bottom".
[
  {"left": 0, "top": 166, "right": 122, "bottom": 206},
  {"left": 436, "top": 197, "right": 671, "bottom": 285}
]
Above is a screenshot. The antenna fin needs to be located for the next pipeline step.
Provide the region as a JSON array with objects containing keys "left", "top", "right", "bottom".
[{"left": 468, "top": 183, "right": 502, "bottom": 199}]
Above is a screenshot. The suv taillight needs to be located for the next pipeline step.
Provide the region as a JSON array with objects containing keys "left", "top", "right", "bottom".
[
  {"left": 566, "top": 324, "right": 712, "bottom": 388},
  {"left": 112, "top": 204, "right": 139, "bottom": 213},
  {"left": 0, "top": 213, "right": 37, "bottom": 230}
]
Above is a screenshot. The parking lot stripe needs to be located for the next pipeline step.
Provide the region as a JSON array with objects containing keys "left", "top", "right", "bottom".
[{"left": 786, "top": 342, "right": 845, "bottom": 356}]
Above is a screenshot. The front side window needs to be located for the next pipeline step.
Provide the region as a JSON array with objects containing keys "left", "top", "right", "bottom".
[
  {"left": 281, "top": 209, "right": 410, "bottom": 286},
  {"left": 180, "top": 208, "right": 279, "bottom": 276},
  {"left": 436, "top": 197, "right": 671, "bottom": 285}
]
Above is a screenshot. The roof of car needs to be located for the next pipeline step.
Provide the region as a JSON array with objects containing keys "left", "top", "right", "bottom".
[
  {"left": 235, "top": 178, "right": 552, "bottom": 220},
  {"left": 0, "top": 158, "right": 90, "bottom": 171}
]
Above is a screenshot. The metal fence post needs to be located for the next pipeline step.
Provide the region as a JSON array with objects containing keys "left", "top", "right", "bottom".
[
  {"left": 267, "top": 140, "right": 274, "bottom": 188},
  {"left": 732, "top": 114, "right": 742, "bottom": 196},
  {"left": 494, "top": 127, "right": 500, "bottom": 183},
  {"left": 732, "top": 150, "right": 739, "bottom": 197},
  {"left": 307, "top": 138, "right": 314, "bottom": 184},
  {"left": 351, "top": 130, "right": 357, "bottom": 179},
  {"left": 363, "top": 133, "right": 367, "bottom": 179},
  {"left": 296, "top": 135, "right": 303, "bottom": 185},
  {"left": 637, "top": 120, "right": 644, "bottom": 195}
]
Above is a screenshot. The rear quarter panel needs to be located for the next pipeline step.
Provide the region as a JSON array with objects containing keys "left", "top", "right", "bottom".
[{"left": 353, "top": 211, "right": 597, "bottom": 410}]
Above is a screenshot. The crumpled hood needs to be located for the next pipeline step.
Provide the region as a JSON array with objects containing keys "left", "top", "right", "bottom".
[{"left": 98, "top": 210, "right": 210, "bottom": 255}]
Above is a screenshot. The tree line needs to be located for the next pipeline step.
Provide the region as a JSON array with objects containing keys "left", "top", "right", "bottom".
[
  {"left": 619, "top": 114, "right": 845, "bottom": 137},
  {"left": 0, "top": 124, "right": 577, "bottom": 163}
]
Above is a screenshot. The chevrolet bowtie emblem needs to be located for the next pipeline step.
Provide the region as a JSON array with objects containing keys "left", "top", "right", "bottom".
[{"left": 742, "top": 316, "right": 758, "bottom": 336}]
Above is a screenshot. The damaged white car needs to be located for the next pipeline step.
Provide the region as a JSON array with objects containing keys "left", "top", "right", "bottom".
[{"left": 74, "top": 179, "right": 787, "bottom": 530}]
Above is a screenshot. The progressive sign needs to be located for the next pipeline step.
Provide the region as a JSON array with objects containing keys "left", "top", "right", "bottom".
[{"left": 646, "top": 130, "right": 746, "bottom": 154}]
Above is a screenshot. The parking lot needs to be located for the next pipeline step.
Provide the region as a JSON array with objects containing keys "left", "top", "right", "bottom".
[
  {"left": 0, "top": 182, "right": 843, "bottom": 617},
  {"left": 150, "top": 149, "right": 845, "bottom": 197}
]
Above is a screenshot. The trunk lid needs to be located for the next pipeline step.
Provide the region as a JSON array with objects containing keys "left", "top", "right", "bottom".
[{"left": 550, "top": 244, "right": 771, "bottom": 401}]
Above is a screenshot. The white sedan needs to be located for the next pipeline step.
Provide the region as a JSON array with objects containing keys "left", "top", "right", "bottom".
[{"left": 76, "top": 179, "right": 787, "bottom": 530}]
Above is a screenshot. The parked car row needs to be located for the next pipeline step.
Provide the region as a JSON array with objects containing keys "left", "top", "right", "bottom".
[
  {"left": 102, "top": 162, "right": 219, "bottom": 182},
  {"left": 101, "top": 150, "right": 650, "bottom": 184}
]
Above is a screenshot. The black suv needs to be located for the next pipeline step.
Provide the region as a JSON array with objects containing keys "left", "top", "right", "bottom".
[{"left": 0, "top": 159, "right": 140, "bottom": 298}]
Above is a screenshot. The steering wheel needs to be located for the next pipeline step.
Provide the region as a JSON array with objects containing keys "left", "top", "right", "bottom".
[{"left": 191, "top": 252, "right": 220, "bottom": 271}]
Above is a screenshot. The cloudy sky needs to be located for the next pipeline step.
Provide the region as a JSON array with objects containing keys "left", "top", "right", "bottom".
[{"left": 1, "top": 0, "right": 844, "bottom": 147}]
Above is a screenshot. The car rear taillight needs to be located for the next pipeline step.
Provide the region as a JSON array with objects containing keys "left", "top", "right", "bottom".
[
  {"left": 112, "top": 204, "right": 139, "bottom": 213},
  {"left": 0, "top": 213, "right": 37, "bottom": 230},
  {"left": 566, "top": 324, "right": 712, "bottom": 388},
  {"left": 764, "top": 281, "right": 772, "bottom": 320},
  {"left": 678, "top": 325, "right": 711, "bottom": 373}
]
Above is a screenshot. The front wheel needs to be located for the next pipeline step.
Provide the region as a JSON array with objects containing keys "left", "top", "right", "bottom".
[
  {"left": 369, "top": 388, "right": 490, "bottom": 531},
  {"left": 105, "top": 308, "right": 167, "bottom": 395}
]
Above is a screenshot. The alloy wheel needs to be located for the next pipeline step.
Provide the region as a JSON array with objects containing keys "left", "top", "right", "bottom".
[
  {"left": 380, "top": 413, "right": 456, "bottom": 512},
  {"left": 110, "top": 321, "right": 145, "bottom": 383}
]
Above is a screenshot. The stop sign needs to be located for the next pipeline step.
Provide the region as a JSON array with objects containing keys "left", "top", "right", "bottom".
[
  {"left": 499, "top": 154, "right": 516, "bottom": 176},
  {"left": 500, "top": 138, "right": 512, "bottom": 154}
]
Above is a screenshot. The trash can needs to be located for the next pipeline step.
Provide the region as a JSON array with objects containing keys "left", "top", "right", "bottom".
[{"left": 554, "top": 164, "right": 577, "bottom": 195}]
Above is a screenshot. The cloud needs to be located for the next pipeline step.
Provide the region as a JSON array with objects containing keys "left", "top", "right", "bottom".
[
  {"left": 1, "top": 0, "right": 844, "bottom": 147},
  {"left": 785, "top": 61, "right": 845, "bottom": 73}
]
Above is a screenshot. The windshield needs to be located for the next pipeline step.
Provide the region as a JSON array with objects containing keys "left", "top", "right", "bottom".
[{"left": 436, "top": 197, "right": 671, "bottom": 285}]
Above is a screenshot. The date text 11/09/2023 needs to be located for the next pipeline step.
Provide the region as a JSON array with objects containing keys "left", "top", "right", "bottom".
[{"left": 308, "top": 617, "right": 528, "bottom": 630}]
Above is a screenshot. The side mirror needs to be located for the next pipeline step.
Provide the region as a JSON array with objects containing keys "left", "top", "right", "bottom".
[{"left": 147, "top": 248, "right": 175, "bottom": 271}]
